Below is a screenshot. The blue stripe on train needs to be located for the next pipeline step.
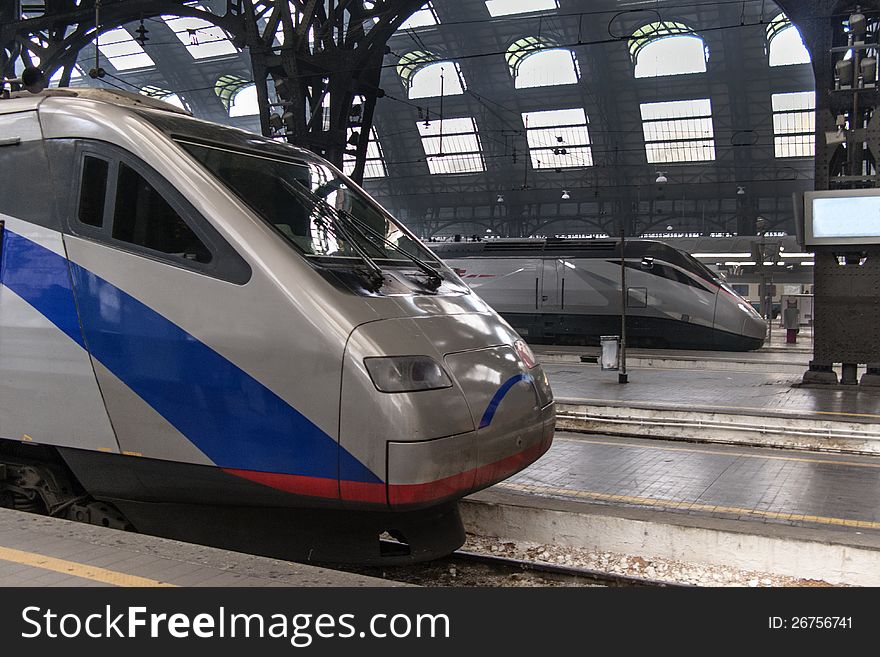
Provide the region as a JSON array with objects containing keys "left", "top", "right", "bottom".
[
  {"left": 1, "top": 230, "right": 86, "bottom": 348},
  {"left": 2, "top": 229, "right": 380, "bottom": 484},
  {"left": 478, "top": 373, "right": 533, "bottom": 429}
]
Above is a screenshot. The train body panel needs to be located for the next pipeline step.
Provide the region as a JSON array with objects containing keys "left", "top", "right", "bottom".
[
  {"left": 0, "top": 90, "right": 553, "bottom": 560},
  {"left": 0, "top": 219, "right": 119, "bottom": 453},
  {"left": 433, "top": 240, "right": 767, "bottom": 351}
]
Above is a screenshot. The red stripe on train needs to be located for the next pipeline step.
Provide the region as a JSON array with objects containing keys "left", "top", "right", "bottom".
[
  {"left": 388, "top": 435, "right": 552, "bottom": 506},
  {"left": 223, "top": 434, "right": 552, "bottom": 506}
]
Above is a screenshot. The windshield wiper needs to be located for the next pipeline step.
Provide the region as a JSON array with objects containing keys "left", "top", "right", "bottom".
[
  {"left": 282, "top": 179, "right": 386, "bottom": 292},
  {"left": 337, "top": 209, "right": 443, "bottom": 290}
]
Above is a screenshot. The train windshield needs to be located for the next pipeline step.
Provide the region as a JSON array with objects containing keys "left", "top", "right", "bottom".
[
  {"left": 681, "top": 252, "right": 722, "bottom": 284},
  {"left": 176, "top": 139, "right": 435, "bottom": 267}
]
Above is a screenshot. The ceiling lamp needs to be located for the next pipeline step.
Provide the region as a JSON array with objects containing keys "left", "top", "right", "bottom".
[
  {"left": 655, "top": 171, "right": 668, "bottom": 184},
  {"left": 561, "top": 190, "right": 571, "bottom": 200}
]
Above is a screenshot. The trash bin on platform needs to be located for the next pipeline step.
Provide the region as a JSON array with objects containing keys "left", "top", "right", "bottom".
[{"left": 599, "top": 335, "right": 620, "bottom": 371}]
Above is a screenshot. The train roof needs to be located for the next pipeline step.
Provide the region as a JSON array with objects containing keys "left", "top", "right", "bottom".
[
  {"left": 1, "top": 87, "right": 191, "bottom": 116},
  {"left": 428, "top": 238, "right": 682, "bottom": 259},
  {"left": 0, "top": 88, "right": 317, "bottom": 164},
  {"left": 430, "top": 237, "right": 723, "bottom": 284}
]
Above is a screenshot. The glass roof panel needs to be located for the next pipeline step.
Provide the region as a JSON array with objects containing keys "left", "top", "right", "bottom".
[
  {"left": 640, "top": 99, "right": 715, "bottom": 163},
  {"left": 98, "top": 27, "right": 155, "bottom": 70},
  {"left": 345, "top": 126, "right": 387, "bottom": 179},
  {"left": 418, "top": 117, "right": 485, "bottom": 174},
  {"left": 772, "top": 91, "right": 815, "bottom": 158},
  {"left": 163, "top": 10, "right": 238, "bottom": 59},
  {"left": 485, "top": 0, "right": 558, "bottom": 17},
  {"left": 523, "top": 108, "right": 592, "bottom": 168},
  {"left": 399, "top": 2, "right": 439, "bottom": 30}
]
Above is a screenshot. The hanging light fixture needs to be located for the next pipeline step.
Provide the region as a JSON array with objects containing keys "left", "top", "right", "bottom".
[
  {"left": 134, "top": 19, "right": 149, "bottom": 47},
  {"left": 496, "top": 194, "right": 505, "bottom": 203},
  {"left": 655, "top": 171, "right": 668, "bottom": 184},
  {"left": 561, "top": 190, "right": 571, "bottom": 200}
]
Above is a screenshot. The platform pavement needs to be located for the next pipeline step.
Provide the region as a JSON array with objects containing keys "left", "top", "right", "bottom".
[
  {"left": 462, "top": 431, "right": 880, "bottom": 586},
  {"left": 541, "top": 358, "right": 880, "bottom": 454},
  {"left": 0, "top": 509, "right": 404, "bottom": 587}
]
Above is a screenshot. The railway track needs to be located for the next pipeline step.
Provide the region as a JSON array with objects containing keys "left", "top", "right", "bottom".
[{"left": 338, "top": 546, "right": 692, "bottom": 587}]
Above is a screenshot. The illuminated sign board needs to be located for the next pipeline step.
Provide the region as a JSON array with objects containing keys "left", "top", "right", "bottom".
[{"left": 804, "top": 189, "right": 880, "bottom": 246}]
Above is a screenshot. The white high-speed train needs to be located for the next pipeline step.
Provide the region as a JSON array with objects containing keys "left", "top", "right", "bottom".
[
  {"left": 0, "top": 88, "right": 554, "bottom": 563},
  {"left": 431, "top": 239, "right": 768, "bottom": 351}
]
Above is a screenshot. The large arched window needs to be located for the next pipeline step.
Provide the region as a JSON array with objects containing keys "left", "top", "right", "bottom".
[
  {"left": 398, "top": 51, "right": 465, "bottom": 99},
  {"left": 767, "top": 13, "right": 811, "bottom": 66},
  {"left": 629, "top": 21, "right": 707, "bottom": 78},
  {"left": 215, "top": 75, "right": 258, "bottom": 116},
  {"left": 486, "top": 0, "right": 558, "bottom": 17},
  {"left": 229, "top": 84, "right": 259, "bottom": 117},
  {"left": 506, "top": 37, "right": 579, "bottom": 88}
]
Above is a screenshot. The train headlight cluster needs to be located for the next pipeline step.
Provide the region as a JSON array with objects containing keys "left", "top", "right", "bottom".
[
  {"left": 364, "top": 356, "right": 453, "bottom": 393},
  {"left": 513, "top": 339, "right": 537, "bottom": 368}
]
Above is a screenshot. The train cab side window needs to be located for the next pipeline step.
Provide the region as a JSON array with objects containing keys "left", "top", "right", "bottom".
[
  {"left": 78, "top": 156, "right": 109, "bottom": 227},
  {"left": 112, "top": 162, "right": 212, "bottom": 263}
]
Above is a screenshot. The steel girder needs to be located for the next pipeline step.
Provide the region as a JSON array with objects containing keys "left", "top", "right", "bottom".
[{"left": 779, "top": 1, "right": 880, "bottom": 379}]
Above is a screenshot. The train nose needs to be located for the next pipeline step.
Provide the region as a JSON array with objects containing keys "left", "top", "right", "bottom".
[
  {"left": 340, "top": 317, "right": 555, "bottom": 508},
  {"left": 443, "top": 344, "right": 552, "bottom": 471},
  {"left": 386, "top": 344, "right": 554, "bottom": 508}
]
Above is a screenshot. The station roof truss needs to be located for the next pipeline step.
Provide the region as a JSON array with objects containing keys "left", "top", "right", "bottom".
[{"left": 1, "top": 0, "right": 817, "bottom": 241}]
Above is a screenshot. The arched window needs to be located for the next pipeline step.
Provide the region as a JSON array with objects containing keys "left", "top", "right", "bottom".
[
  {"left": 506, "top": 37, "right": 579, "bottom": 88},
  {"left": 486, "top": 0, "right": 558, "bottom": 17},
  {"left": 767, "top": 13, "right": 811, "bottom": 66},
  {"left": 216, "top": 75, "right": 258, "bottom": 116},
  {"left": 229, "top": 84, "right": 259, "bottom": 117},
  {"left": 398, "top": 51, "right": 465, "bottom": 99},
  {"left": 629, "top": 21, "right": 707, "bottom": 78}
]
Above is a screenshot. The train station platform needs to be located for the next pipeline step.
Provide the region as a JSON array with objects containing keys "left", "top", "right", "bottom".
[
  {"left": 462, "top": 431, "right": 880, "bottom": 586},
  {"left": 0, "top": 509, "right": 400, "bottom": 587},
  {"left": 535, "top": 348, "right": 880, "bottom": 454}
]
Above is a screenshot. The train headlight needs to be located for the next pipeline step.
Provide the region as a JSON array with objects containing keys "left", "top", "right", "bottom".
[
  {"left": 364, "top": 356, "right": 453, "bottom": 393},
  {"left": 513, "top": 339, "right": 537, "bottom": 368}
]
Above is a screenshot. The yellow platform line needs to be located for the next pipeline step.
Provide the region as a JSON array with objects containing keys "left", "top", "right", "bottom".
[
  {"left": 496, "top": 481, "right": 880, "bottom": 530},
  {"left": 559, "top": 435, "right": 880, "bottom": 469},
  {"left": 0, "top": 546, "right": 177, "bottom": 587}
]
